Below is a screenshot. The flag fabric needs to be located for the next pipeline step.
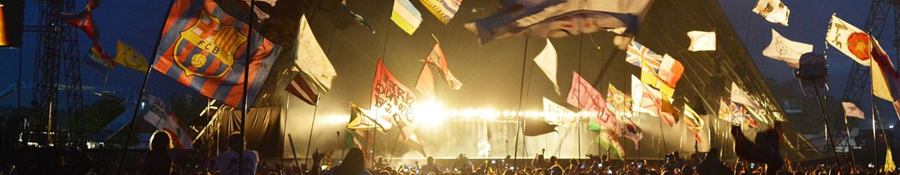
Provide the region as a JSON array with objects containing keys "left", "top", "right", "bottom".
[
  {"left": 391, "top": 0, "right": 423, "bottom": 35},
  {"left": 827, "top": 15, "right": 871, "bottom": 66},
  {"left": 415, "top": 63, "right": 436, "bottom": 99},
  {"left": 61, "top": 1, "right": 100, "bottom": 42},
  {"left": 342, "top": 0, "right": 376, "bottom": 34},
  {"left": 752, "top": 0, "right": 790, "bottom": 26},
  {"left": 286, "top": 73, "right": 319, "bottom": 105},
  {"left": 683, "top": 104, "right": 704, "bottom": 142},
  {"left": 687, "top": 31, "right": 716, "bottom": 51},
  {"left": 595, "top": 131, "right": 625, "bottom": 159},
  {"left": 371, "top": 59, "right": 418, "bottom": 141},
  {"left": 543, "top": 97, "right": 578, "bottom": 125},
  {"left": 212, "top": 0, "right": 305, "bottom": 44},
  {"left": 114, "top": 41, "right": 150, "bottom": 72},
  {"left": 621, "top": 119, "right": 643, "bottom": 149},
  {"left": 639, "top": 58, "right": 675, "bottom": 97},
  {"left": 419, "top": 0, "right": 462, "bottom": 24},
  {"left": 347, "top": 102, "right": 393, "bottom": 132},
  {"left": 719, "top": 100, "right": 757, "bottom": 128},
  {"left": 606, "top": 84, "right": 632, "bottom": 118},
  {"left": 524, "top": 117, "right": 558, "bottom": 136},
  {"left": 731, "top": 83, "right": 762, "bottom": 109},
  {"left": 797, "top": 52, "right": 828, "bottom": 98},
  {"left": 84, "top": 44, "right": 115, "bottom": 74},
  {"left": 425, "top": 43, "right": 463, "bottom": 90},
  {"left": 731, "top": 123, "right": 784, "bottom": 168},
  {"left": 870, "top": 37, "right": 900, "bottom": 102},
  {"left": 567, "top": 72, "right": 616, "bottom": 129},
  {"left": 153, "top": 0, "right": 282, "bottom": 107},
  {"left": 142, "top": 96, "right": 193, "bottom": 149},
  {"left": 464, "top": 0, "right": 652, "bottom": 45},
  {"left": 763, "top": 29, "right": 811, "bottom": 68},
  {"left": 886, "top": 148, "right": 897, "bottom": 173},
  {"left": 659, "top": 95, "right": 679, "bottom": 126},
  {"left": 534, "top": 39, "right": 560, "bottom": 95},
  {"left": 631, "top": 75, "right": 660, "bottom": 116},
  {"left": 295, "top": 15, "right": 337, "bottom": 93},
  {"left": 626, "top": 41, "right": 662, "bottom": 67},
  {"left": 658, "top": 54, "right": 684, "bottom": 88},
  {"left": 842, "top": 102, "right": 865, "bottom": 120}
]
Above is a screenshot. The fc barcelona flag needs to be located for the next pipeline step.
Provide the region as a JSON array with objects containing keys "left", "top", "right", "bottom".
[{"left": 154, "top": 0, "right": 281, "bottom": 107}]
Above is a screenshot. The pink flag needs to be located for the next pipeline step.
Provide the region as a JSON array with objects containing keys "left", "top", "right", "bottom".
[{"left": 566, "top": 72, "right": 616, "bottom": 128}]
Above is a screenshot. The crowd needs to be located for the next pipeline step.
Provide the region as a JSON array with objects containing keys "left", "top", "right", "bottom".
[{"left": 0, "top": 130, "right": 893, "bottom": 175}]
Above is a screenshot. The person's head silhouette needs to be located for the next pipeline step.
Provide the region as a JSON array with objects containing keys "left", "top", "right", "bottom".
[{"left": 150, "top": 130, "right": 172, "bottom": 151}]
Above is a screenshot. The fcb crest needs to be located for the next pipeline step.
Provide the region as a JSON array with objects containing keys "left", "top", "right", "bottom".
[{"left": 174, "top": 10, "right": 247, "bottom": 78}]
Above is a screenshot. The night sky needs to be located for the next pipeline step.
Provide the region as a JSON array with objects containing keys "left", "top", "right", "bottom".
[{"left": 0, "top": 1, "right": 891, "bottom": 125}]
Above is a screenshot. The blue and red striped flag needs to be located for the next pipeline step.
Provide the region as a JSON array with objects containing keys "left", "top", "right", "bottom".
[
  {"left": 84, "top": 44, "right": 115, "bottom": 74},
  {"left": 153, "top": 0, "right": 281, "bottom": 107}
]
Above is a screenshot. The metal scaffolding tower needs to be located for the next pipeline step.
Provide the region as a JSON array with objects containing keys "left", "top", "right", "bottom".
[{"left": 29, "top": 0, "right": 83, "bottom": 145}]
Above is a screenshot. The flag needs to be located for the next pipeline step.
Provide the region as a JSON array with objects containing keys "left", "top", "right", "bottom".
[
  {"left": 425, "top": 43, "right": 463, "bottom": 90},
  {"left": 731, "top": 123, "right": 783, "bottom": 167},
  {"left": 524, "top": 117, "right": 557, "bottom": 136},
  {"left": 842, "top": 102, "right": 864, "bottom": 120},
  {"left": 886, "top": 148, "right": 897, "bottom": 173},
  {"left": 342, "top": 0, "right": 376, "bottom": 34},
  {"left": 153, "top": 0, "right": 282, "bottom": 107},
  {"left": 626, "top": 41, "right": 662, "bottom": 67},
  {"left": 464, "top": 0, "right": 652, "bottom": 45},
  {"left": 606, "top": 84, "right": 632, "bottom": 118},
  {"left": 567, "top": 72, "right": 616, "bottom": 128},
  {"left": 683, "top": 104, "right": 704, "bottom": 142},
  {"left": 631, "top": 75, "right": 660, "bottom": 116},
  {"left": 543, "top": 97, "right": 578, "bottom": 125},
  {"left": 731, "top": 83, "right": 762, "bottom": 109},
  {"left": 639, "top": 58, "right": 675, "bottom": 97},
  {"left": 763, "top": 29, "right": 811, "bottom": 68},
  {"left": 286, "top": 73, "right": 319, "bottom": 105},
  {"left": 659, "top": 95, "right": 679, "bottom": 126},
  {"left": 61, "top": 1, "right": 100, "bottom": 42},
  {"left": 595, "top": 131, "right": 624, "bottom": 159},
  {"left": 621, "top": 119, "right": 643, "bottom": 149},
  {"left": 415, "top": 64, "right": 436, "bottom": 99},
  {"left": 687, "top": 31, "right": 716, "bottom": 51},
  {"left": 535, "top": 39, "right": 560, "bottom": 95},
  {"left": 419, "top": 0, "right": 461, "bottom": 24},
  {"left": 827, "top": 15, "right": 871, "bottom": 66},
  {"left": 752, "top": 0, "right": 790, "bottom": 26},
  {"left": 84, "top": 44, "right": 115, "bottom": 74},
  {"left": 142, "top": 96, "right": 193, "bottom": 149},
  {"left": 371, "top": 58, "right": 417, "bottom": 141},
  {"left": 295, "top": 15, "right": 337, "bottom": 93},
  {"left": 797, "top": 52, "right": 828, "bottom": 98},
  {"left": 391, "top": 0, "right": 423, "bottom": 35},
  {"left": 347, "top": 102, "right": 393, "bottom": 132},
  {"left": 870, "top": 37, "right": 900, "bottom": 102},
  {"left": 212, "top": 0, "right": 305, "bottom": 44},
  {"left": 114, "top": 41, "right": 150, "bottom": 72},
  {"left": 658, "top": 54, "right": 684, "bottom": 88}
]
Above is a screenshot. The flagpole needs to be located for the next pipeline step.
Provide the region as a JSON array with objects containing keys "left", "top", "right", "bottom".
[
  {"left": 238, "top": 0, "right": 257, "bottom": 174},
  {"left": 116, "top": 0, "right": 174, "bottom": 173},
  {"left": 304, "top": 95, "right": 321, "bottom": 168},
  {"left": 811, "top": 78, "right": 839, "bottom": 164},
  {"left": 513, "top": 37, "right": 530, "bottom": 173}
]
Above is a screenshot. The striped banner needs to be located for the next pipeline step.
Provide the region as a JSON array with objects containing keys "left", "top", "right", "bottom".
[
  {"left": 419, "top": 0, "right": 461, "bottom": 24},
  {"left": 391, "top": 0, "right": 423, "bottom": 35}
]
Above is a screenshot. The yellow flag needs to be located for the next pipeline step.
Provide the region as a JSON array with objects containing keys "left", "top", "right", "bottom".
[
  {"left": 885, "top": 147, "right": 896, "bottom": 173},
  {"left": 113, "top": 41, "right": 149, "bottom": 72}
]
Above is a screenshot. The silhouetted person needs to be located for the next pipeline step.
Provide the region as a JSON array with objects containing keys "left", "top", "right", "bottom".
[
  {"left": 145, "top": 131, "right": 172, "bottom": 175},
  {"left": 214, "top": 132, "right": 259, "bottom": 175},
  {"left": 698, "top": 148, "right": 732, "bottom": 175},
  {"left": 323, "top": 148, "right": 370, "bottom": 175},
  {"left": 420, "top": 156, "right": 439, "bottom": 175}
]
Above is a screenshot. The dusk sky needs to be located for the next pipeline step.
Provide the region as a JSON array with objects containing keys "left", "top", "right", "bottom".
[{"left": 0, "top": 0, "right": 892, "bottom": 124}]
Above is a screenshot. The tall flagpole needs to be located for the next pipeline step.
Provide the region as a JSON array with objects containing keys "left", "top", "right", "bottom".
[
  {"left": 513, "top": 37, "right": 530, "bottom": 173},
  {"left": 238, "top": 0, "right": 257, "bottom": 174},
  {"left": 116, "top": 0, "right": 174, "bottom": 173},
  {"left": 304, "top": 95, "right": 321, "bottom": 167}
]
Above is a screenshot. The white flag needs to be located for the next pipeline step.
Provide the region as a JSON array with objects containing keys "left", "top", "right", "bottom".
[
  {"left": 295, "top": 15, "right": 337, "bottom": 93},
  {"left": 731, "top": 83, "right": 761, "bottom": 110},
  {"left": 842, "top": 102, "right": 864, "bottom": 120},
  {"left": 752, "top": 0, "right": 790, "bottom": 26},
  {"left": 535, "top": 39, "right": 560, "bottom": 95},
  {"left": 826, "top": 15, "right": 871, "bottom": 66},
  {"left": 763, "top": 29, "right": 812, "bottom": 68},
  {"left": 687, "top": 31, "right": 716, "bottom": 51}
]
